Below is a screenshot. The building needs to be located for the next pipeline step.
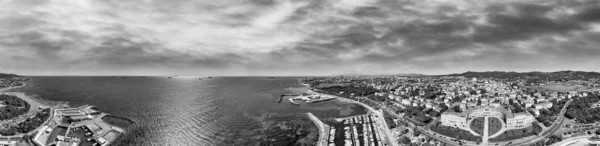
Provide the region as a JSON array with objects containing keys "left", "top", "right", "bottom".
[
  {"left": 440, "top": 106, "right": 535, "bottom": 130},
  {"left": 533, "top": 102, "right": 553, "bottom": 110},
  {"left": 440, "top": 112, "right": 468, "bottom": 128},
  {"left": 523, "top": 100, "right": 535, "bottom": 108},
  {"left": 506, "top": 112, "right": 535, "bottom": 129}
]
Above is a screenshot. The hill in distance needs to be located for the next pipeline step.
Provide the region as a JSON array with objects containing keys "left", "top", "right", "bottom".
[
  {"left": 0, "top": 73, "right": 22, "bottom": 78},
  {"left": 445, "top": 70, "right": 600, "bottom": 79},
  {"left": 338, "top": 73, "right": 426, "bottom": 77}
]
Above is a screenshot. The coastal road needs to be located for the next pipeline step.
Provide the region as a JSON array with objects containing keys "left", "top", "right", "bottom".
[{"left": 549, "top": 135, "right": 593, "bottom": 146}]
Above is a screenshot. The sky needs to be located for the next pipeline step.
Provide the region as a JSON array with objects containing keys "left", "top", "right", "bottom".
[{"left": 1, "top": 0, "right": 600, "bottom": 76}]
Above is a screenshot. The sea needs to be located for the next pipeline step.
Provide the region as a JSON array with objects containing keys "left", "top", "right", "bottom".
[{"left": 10, "top": 76, "right": 367, "bottom": 146}]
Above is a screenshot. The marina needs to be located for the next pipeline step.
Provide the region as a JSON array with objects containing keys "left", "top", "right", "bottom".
[{"left": 32, "top": 105, "right": 127, "bottom": 146}]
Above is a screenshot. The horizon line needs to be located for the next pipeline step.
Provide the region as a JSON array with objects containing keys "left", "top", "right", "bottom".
[{"left": 10, "top": 69, "right": 599, "bottom": 77}]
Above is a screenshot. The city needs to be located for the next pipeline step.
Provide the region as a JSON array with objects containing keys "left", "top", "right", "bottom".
[{"left": 302, "top": 71, "right": 600, "bottom": 146}]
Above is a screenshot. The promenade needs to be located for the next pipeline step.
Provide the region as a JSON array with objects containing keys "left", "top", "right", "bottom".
[{"left": 482, "top": 117, "right": 489, "bottom": 145}]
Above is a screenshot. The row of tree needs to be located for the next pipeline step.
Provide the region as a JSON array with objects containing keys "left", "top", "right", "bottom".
[
  {"left": 544, "top": 135, "right": 563, "bottom": 145},
  {"left": 0, "top": 108, "right": 50, "bottom": 136}
]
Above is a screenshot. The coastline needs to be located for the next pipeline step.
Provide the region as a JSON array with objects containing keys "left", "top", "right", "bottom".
[
  {"left": 0, "top": 83, "right": 48, "bottom": 109},
  {"left": 299, "top": 80, "right": 398, "bottom": 146}
]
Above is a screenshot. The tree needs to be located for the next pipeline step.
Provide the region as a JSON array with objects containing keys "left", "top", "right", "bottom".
[
  {"left": 440, "top": 104, "right": 449, "bottom": 113},
  {"left": 21, "top": 134, "right": 30, "bottom": 142},
  {"left": 401, "top": 129, "right": 410, "bottom": 135},
  {"left": 453, "top": 106, "right": 462, "bottom": 112},
  {"left": 400, "top": 136, "right": 411, "bottom": 144},
  {"left": 413, "top": 128, "right": 421, "bottom": 137},
  {"left": 544, "top": 121, "right": 552, "bottom": 127},
  {"left": 537, "top": 115, "right": 548, "bottom": 123}
]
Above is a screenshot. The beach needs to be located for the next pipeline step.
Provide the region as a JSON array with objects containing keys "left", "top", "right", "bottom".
[{"left": 0, "top": 83, "right": 46, "bottom": 109}]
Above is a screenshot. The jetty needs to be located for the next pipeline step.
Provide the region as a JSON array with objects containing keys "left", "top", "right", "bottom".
[{"left": 306, "top": 113, "right": 330, "bottom": 146}]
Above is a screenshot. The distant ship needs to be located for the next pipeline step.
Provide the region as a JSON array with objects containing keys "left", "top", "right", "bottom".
[
  {"left": 208, "top": 77, "right": 213, "bottom": 78},
  {"left": 167, "top": 76, "right": 173, "bottom": 78},
  {"left": 269, "top": 77, "right": 275, "bottom": 79},
  {"left": 198, "top": 78, "right": 202, "bottom": 80}
]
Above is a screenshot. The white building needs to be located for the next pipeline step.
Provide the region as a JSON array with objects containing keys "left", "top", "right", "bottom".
[
  {"left": 506, "top": 112, "right": 535, "bottom": 129},
  {"left": 441, "top": 112, "right": 468, "bottom": 128},
  {"left": 440, "top": 106, "right": 535, "bottom": 130},
  {"left": 533, "top": 102, "right": 553, "bottom": 110}
]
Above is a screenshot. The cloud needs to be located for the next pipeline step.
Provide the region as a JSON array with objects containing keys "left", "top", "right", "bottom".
[{"left": 1, "top": 0, "right": 600, "bottom": 76}]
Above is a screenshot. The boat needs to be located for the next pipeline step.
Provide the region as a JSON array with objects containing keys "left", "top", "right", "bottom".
[
  {"left": 167, "top": 76, "right": 173, "bottom": 78},
  {"left": 198, "top": 78, "right": 202, "bottom": 80},
  {"left": 208, "top": 77, "right": 213, "bottom": 78}
]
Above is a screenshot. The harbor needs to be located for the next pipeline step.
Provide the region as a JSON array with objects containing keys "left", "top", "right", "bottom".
[{"left": 32, "top": 105, "right": 129, "bottom": 146}]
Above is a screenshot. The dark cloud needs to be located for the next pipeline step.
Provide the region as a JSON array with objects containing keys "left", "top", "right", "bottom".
[
  {"left": 575, "top": 7, "right": 600, "bottom": 22},
  {"left": 472, "top": 4, "right": 583, "bottom": 44},
  {"left": 352, "top": 6, "right": 388, "bottom": 18},
  {"left": 484, "top": 4, "right": 507, "bottom": 13},
  {"left": 246, "top": 0, "right": 277, "bottom": 6},
  {"left": 0, "top": 15, "right": 45, "bottom": 30},
  {"left": 86, "top": 36, "right": 244, "bottom": 69},
  {"left": 513, "top": 3, "right": 553, "bottom": 16},
  {"left": 0, "top": 31, "right": 73, "bottom": 60}
]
